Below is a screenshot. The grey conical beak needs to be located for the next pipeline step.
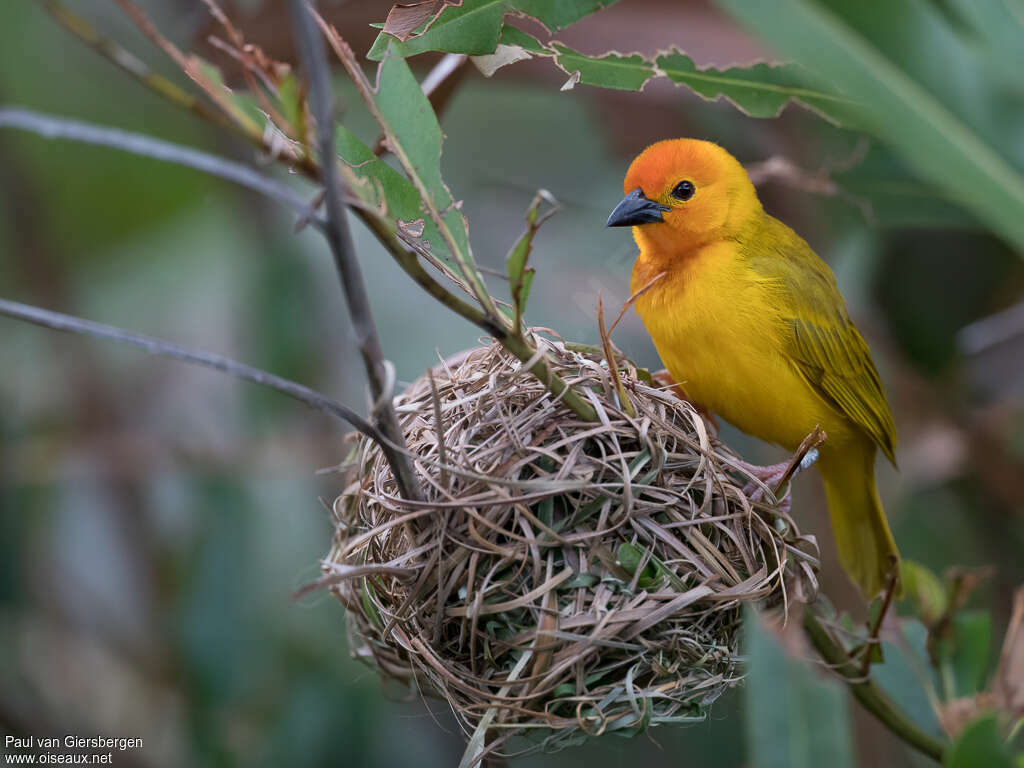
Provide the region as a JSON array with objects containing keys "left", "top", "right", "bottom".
[{"left": 605, "top": 187, "right": 670, "bottom": 227}]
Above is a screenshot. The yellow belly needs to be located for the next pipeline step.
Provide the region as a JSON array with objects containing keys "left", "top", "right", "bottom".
[{"left": 634, "top": 245, "right": 851, "bottom": 452}]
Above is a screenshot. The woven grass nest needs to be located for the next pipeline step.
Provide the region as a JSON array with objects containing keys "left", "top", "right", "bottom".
[{"left": 325, "top": 333, "right": 819, "bottom": 757}]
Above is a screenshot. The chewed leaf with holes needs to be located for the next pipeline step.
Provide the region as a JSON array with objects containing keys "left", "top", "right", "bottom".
[
  {"left": 373, "top": 5, "right": 865, "bottom": 129},
  {"left": 368, "top": 0, "right": 620, "bottom": 60},
  {"left": 372, "top": 44, "right": 473, "bottom": 277},
  {"left": 333, "top": 125, "right": 439, "bottom": 245},
  {"left": 550, "top": 44, "right": 656, "bottom": 91},
  {"left": 655, "top": 49, "right": 865, "bottom": 129},
  {"left": 382, "top": 0, "right": 461, "bottom": 43}
]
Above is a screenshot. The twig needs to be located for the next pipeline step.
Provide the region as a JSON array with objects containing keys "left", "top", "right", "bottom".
[
  {"left": 609, "top": 271, "right": 666, "bottom": 334},
  {"left": 48, "top": 0, "right": 596, "bottom": 423},
  {"left": 858, "top": 559, "right": 901, "bottom": 677},
  {"left": 957, "top": 297, "right": 1024, "bottom": 355},
  {"left": 596, "top": 295, "right": 633, "bottom": 417},
  {"left": 310, "top": 19, "right": 599, "bottom": 422},
  {"left": 746, "top": 142, "right": 875, "bottom": 225},
  {"left": 426, "top": 367, "right": 449, "bottom": 489},
  {"left": 289, "top": 0, "right": 421, "bottom": 502},
  {"left": 36, "top": 0, "right": 232, "bottom": 130},
  {"left": 0, "top": 298, "right": 382, "bottom": 443},
  {"left": 803, "top": 609, "right": 947, "bottom": 762},
  {"left": 0, "top": 107, "right": 324, "bottom": 228},
  {"left": 772, "top": 425, "right": 827, "bottom": 497},
  {"left": 421, "top": 53, "right": 470, "bottom": 108},
  {"left": 313, "top": 14, "right": 498, "bottom": 320},
  {"left": 200, "top": 0, "right": 296, "bottom": 138}
]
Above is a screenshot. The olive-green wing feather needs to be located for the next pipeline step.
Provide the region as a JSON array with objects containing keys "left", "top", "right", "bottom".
[{"left": 745, "top": 218, "right": 897, "bottom": 465}]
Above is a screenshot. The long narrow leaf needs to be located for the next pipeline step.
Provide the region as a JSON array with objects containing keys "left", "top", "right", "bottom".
[
  {"left": 745, "top": 608, "right": 855, "bottom": 768},
  {"left": 715, "top": 0, "right": 1024, "bottom": 251}
]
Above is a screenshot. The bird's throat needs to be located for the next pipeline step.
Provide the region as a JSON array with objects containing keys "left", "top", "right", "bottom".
[{"left": 630, "top": 232, "right": 704, "bottom": 297}]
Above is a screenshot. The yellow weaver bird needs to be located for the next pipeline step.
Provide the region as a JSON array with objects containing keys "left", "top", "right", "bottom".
[{"left": 607, "top": 138, "right": 899, "bottom": 598}]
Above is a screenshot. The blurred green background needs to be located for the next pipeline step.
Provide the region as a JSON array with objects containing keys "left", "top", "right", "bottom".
[{"left": 1, "top": 1, "right": 1022, "bottom": 766}]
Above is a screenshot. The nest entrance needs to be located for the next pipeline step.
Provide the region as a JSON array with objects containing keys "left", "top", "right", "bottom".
[{"left": 326, "top": 334, "right": 818, "bottom": 757}]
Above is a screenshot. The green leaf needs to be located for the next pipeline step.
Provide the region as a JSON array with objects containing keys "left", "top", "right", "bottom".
[
  {"left": 517, "top": 270, "right": 535, "bottom": 312},
  {"left": 656, "top": 48, "right": 863, "bottom": 127},
  {"left": 360, "top": 578, "right": 383, "bottom": 630},
  {"left": 373, "top": 3, "right": 867, "bottom": 128},
  {"left": 194, "top": 60, "right": 264, "bottom": 136},
  {"left": 937, "top": 0, "right": 1024, "bottom": 86},
  {"left": 715, "top": 0, "right": 1024, "bottom": 251},
  {"left": 334, "top": 124, "right": 449, "bottom": 266},
  {"left": 615, "top": 542, "right": 659, "bottom": 587},
  {"left": 511, "top": 31, "right": 863, "bottom": 125},
  {"left": 551, "top": 44, "right": 656, "bottom": 91},
  {"left": 368, "top": 0, "right": 619, "bottom": 60},
  {"left": 370, "top": 44, "right": 475, "bottom": 278},
  {"left": 900, "top": 559, "right": 949, "bottom": 625},
  {"left": 275, "top": 73, "right": 304, "bottom": 135},
  {"left": 835, "top": 146, "right": 981, "bottom": 230},
  {"left": 563, "top": 572, "right": 598, "bottom": 589},
  {"left": 744, "top": 607, "right": 855, "bottom": 768},
  {"left": 944, "top": 715, "right": 1015, "bottom": 768},
  {"left": 497, "top": 24, "right": 549, "bottom": 54},
  {"left": 505, "top": 191, "right": 556, "bottom": 326},
  {"left": 871, "top": 619, "right": 945, "bottom": 738},
  {"left": 505, "top": 225, "right": 531, "bottom": 284},
  {"left": 949, "top": 611, "right": 991, "bottom": 697}
]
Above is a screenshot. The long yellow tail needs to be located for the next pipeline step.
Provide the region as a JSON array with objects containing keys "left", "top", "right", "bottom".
[{"left": 818, "top": 445, "right": 900, "bottom": 599}]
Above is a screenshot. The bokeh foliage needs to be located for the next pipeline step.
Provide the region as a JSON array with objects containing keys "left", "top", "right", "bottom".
[{"left": 2, "top": 0, "right": 1023, "bottom": 766}]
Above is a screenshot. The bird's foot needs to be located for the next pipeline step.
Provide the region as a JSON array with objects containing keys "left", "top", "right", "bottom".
[
  {"left": 736, "top": 459, "right": 796, "bottom": 511},
  {"left": 735, "top": 427, "right": 827, "bottom": 510},
  {"left": 735, "top": 449, "right": 821, "bottom": 513}
]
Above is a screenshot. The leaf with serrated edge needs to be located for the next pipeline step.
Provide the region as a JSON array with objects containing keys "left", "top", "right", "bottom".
[
  {"left": 372, "top": 44, "right": 474, "bottom": 279},
  {"left": 510, "top": 29, "right": 860, "bottom": 127},
  {"left": 334, "top": 124, "right": 448, "bottom": 261},
  {"left": 369, "top": 0, "right": 619, "bottom": 60},
  {"left": 655, "top": 48, "right": 863, "bottom": 128},
  {"left": 382, "top": 0, "right": 455, "bottom": 43},
  {"left": 550, "top": 43, "right": 655, "bottom": 91},
  {"left": 472, "top": 43, "right": 532, "bottom": 77},
  {"left": 715, "top": 0, "right": 1024, "bottom": 251}
]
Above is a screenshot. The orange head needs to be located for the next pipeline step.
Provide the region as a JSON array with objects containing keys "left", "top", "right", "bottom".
[{"left": 606, "top": 139, "right": 762, "bottom": 253}]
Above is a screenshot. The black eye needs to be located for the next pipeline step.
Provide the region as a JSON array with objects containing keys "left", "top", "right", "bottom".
[{"left": 671, "top": 180, "right": 695, "bottom": 201}]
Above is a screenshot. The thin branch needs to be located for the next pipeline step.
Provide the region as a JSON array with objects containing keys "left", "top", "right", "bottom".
[
  {"left": 40, "top": 0, "right": 598, "bottom": 423},
  {"left": 0, "top": 107, "right": 323, "bottom": 228},
  {"left": 311, "top": 12, "right": 500, "bottom": 320},
  {"left": 289, "top": 0, "right": 421, "bottom": 502},
  {"left": 858, "top": 560, "right": 901, "bottom": 677},
  {"left": 609, "top": 271, "right": 666, "bottom": 335},
  {"left": 421, "top": 52, "right": 470, "bottom": 107},
  {"left": 35, "top": 0, "right": 232, "bottom": 130},
  {"left": 803, "top": 609, "right": 947, "bottom": 762},
  {"left": 0, "top": 298, "right": 382, "bottom": 443},
  {"left": 0, "top": 109, "right": 494, "bottom": 358},
  {"left": 771, "top": 425, "right": 826, "bottom": 497},
  {"left": 957, "top": 297, "right": 1024, "bottom": 354}
]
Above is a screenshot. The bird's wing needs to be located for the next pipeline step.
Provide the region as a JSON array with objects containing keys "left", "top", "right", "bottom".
[{"left": 747, "top": 220, "right": 898, "bottom": 464}]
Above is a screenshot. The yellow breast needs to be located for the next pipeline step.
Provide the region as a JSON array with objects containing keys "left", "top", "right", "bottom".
[{"left": 633, "top": 242, "right": 848, "bottom": 452}]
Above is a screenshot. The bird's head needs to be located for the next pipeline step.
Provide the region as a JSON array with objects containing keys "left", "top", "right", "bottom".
[{"left": 606, "top": 139, "right": 761, "bottom": 253}]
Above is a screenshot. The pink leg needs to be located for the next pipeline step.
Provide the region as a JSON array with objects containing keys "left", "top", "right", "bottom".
[{"left": 735, "top": 449, "right": 820, "bottom": 513}]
